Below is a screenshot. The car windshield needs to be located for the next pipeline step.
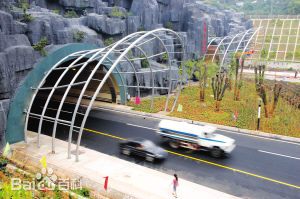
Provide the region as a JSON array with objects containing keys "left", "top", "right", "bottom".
[
  {"left": 205, "top": 132, "right": 216, "bottom": 138},
  {"left": 142, "top": 140, "right": 156, "bottom": 149}
]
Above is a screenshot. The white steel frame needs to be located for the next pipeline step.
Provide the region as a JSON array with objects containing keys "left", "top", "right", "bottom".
[
  {"left": 205, "top": 28, "right": 259, "bottom": 69},
  {"left": 24, "top": 29, "right": 185, "bottom": 161}
]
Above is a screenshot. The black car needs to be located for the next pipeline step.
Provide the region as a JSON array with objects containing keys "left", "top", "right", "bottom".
[{"left": 119, "top": 138, "right": 168, "bottom": 162}]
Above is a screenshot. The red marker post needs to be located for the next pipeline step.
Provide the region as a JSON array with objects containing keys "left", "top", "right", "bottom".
[
  {"left": 135, "top": 96, "right": 141, "bottom": 105},
  {"left": 103, "top": 176, "right": 109, "bottom": 191}
]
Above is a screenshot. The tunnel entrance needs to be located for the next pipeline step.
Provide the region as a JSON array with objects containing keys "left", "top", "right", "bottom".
[
  {"left": 6, "top": 29, "right": 185, "bottom": 162},
  {"left": 27, "top": 57, "right": 121, "bottom": 141}
]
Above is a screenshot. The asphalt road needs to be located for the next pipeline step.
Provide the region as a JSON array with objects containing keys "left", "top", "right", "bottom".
[{"left": 28, "top": 104, "right": 300, "bottom": 199}]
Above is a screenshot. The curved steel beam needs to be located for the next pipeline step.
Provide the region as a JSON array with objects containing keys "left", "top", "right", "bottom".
[
  {"left": 212, "top": 36, "right": 230, "bottom": 62},
  {"left": 74, "top": 28, "right": 183, "bottom": 161},
  {"left": 235, "top": 29, "right": 254, "bottom": 53},
  {"left": 220, "top": 32, "right": 245, "bottom": 68},
  {"left": 24, "top": 49, "right": 95, "bottom": 145},
  {"left": 37, "top": 49, "right": 100, "bottom": 148},
  {"left": 239, "top": 28, "right": 262, "bottom": 64}
]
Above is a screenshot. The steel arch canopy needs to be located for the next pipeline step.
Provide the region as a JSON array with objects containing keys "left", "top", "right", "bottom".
[
  {"left": 7, "top": 29, "right": 185, "bottom": 161},
  {"left": 204, "top": 28, "right": 259, "bottom": 69}
]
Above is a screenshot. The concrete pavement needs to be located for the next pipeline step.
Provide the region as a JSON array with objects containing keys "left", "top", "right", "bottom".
[{"left": 11, "top": 131, "right": 239, "bottom": 199}]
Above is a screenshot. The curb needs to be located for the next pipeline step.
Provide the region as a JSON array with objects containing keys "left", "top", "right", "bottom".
[{"left": 93, "top": 105, "right": 300, "bottom": 144}]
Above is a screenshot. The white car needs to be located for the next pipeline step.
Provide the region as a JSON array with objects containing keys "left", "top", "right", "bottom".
[{"left": 157, "top": 120, "right": 236, "bottom": 158}]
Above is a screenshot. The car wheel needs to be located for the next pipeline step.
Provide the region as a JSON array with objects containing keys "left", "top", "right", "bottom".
[
  {"left": 169, "top": 141, "right": 179, "bottom": 149},
  {"left": 122, "top": 148, "right": 130, "bottom": 156},
  {"left": 146, "top": 155, "right": 155, "bottom": 162},
  {"left": 210, "top": 147, "right": 223, "bottom": 158}
]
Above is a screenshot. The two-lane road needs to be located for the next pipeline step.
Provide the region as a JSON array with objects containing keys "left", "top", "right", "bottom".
[{"left": 29, "top": 106, "right": 300, "bottom": 199}]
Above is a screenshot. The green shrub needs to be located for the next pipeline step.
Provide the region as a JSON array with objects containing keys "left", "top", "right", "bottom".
[
  {"left": 110, "top": 7, "right": 126, "bottom": 18},
  {"left": 138, "top": 26, "right": 145, "bottom": 31},
  {"left": 19, "top": 0, "right": 34, "bottom": 23},
  {"left": 165, "top": 21, "right": 173, "bottom": 30},
  {"left": 52, "top": 9, "right": 60, "bottom": 14},
  {"left": 141, "top": 56, "right": 150, "bottom": 68},
  {"left": 269, "top": 52, "right": 276, "bottom": 59},
  {"left": 260, "top": 48, "right": 268, "bottom": 58},
  {"left": 33, "top": 37, "right": 48, "bottom": 56},
  {"left": 0, "top": 183, "right": 32, "bottom": 198},
  {"left": 64, "top": 10, "right": 78, "bottom": 18},
  {"left": 22, "top": 13, "right": 34, "bottom": 22},
  {"left": 162, "top": 53, "right": 169, "bottom": 63},
  {"left": 73, "top": 31, "right": 86, "bottom": 42},
  {"left": 104, "top": 37, "right": 115, "bottom": 46},
  {"left": 265, "top": 35, "right": 272, "bottom": 43},
  {"left": 19, "top": 0, "right": 29, "bottom": 12},
  {"left": 73, "top": 187, "right": 90, "bottom": 197}
]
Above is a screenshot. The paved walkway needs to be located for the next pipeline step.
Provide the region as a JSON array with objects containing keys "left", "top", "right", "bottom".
[
  {"left": 244, "top": 69, "right": 300, "bottom": 83},
  {"left": 11, "top": 131, "right": 239, "bottom": 199}
]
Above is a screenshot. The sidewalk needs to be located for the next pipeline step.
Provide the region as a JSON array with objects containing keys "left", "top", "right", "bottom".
[
  {"left": 243, "top": 69, "right": 300, "bottom": 83},
  {"left": 11, "top": 131, "right": 239, "bottom": 199}
]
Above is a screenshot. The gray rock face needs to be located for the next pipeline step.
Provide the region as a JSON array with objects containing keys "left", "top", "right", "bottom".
[
  {"left": 27, "top": 10, "right": 66, "bottom": 44},
  {"left": 0, "top": 46, "right": 38, "bottom": 99},
  {"left": 126, "top": 15, "right": 140, "bottom": 34},
  {"left": 0, "top": 33, "right": 31, "bottom": 51},
  {"left": 0, "top": 10, "right": 14, "bottom": 34},
  {"left": 26, "top": 8, "right": 101, "bottom": 46},
  {"left": 59, "top": 0, "right": 96, "bottom": 8},
  {"left": 85, "top": 13, "right": 126, "bottom": 35},
  {"left": 0, "top": 0, "right": 11, "bottom": 12},
  {"left": 130, "top": 0, "right": 159, "bottom": 30},
  {"left": 0, "top": 99, "right": 10, "bottom": 144}
]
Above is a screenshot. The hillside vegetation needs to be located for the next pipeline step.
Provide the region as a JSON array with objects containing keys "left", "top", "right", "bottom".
[
  {"left": 204, "top": 0, "right": 300, "bottom": 15},
  {"left": 129, "top": 80, "right": 300, "bottom": 138}
]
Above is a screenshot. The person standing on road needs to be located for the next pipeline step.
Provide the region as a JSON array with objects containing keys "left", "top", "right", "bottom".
[{"left": 172, "top": 174, "right": 179, "bottom": 198}]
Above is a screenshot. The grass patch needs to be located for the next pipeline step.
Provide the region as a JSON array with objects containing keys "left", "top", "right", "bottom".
[{"left": 129, "top": 81, "right": 300, "bottom": 138}]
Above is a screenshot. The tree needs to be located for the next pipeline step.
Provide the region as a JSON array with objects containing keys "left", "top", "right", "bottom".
[
  {"left": 182, "top": 59, "right": 196, "bottom": 86},
  {"left": 233, "top": 57, "right": 245, "bottom": 101},
  {"left": 211, "top": 71, "right": 229, "bottom": 111},
  {"left": 270, "top": 83, "right": 283, "bottom": 115},
  {"left": 194, "top": 62, "right": 208, "bottom": 102},
  {"left": 254, "top": 65, "right": 282, "bottom": 118},
  {"left": 183, "top": 60, "right": 217, "bottom": 102},
  {"left": 254, "top": 65, "right": 269, "bottom": 117}
]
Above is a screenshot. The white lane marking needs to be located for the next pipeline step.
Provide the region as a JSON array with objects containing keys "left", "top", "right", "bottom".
[
  {"left": 126, "top": 123, "right": 157, "bottom": 131},
  {"left": 258, "top": 150, "right": 300, "bottom": 160},
  {"left": 220, "top": 129, "right": 300, "bottom": 146},
  {"left": 94, "top": 107, "right": 300, "bottom": 146}
]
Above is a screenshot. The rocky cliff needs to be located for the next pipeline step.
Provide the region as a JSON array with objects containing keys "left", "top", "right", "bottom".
[{"left": 0, "top": 0, "right": 251, "bottom": 141}]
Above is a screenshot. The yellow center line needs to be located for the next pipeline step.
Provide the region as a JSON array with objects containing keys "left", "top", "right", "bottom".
[{"left": 84, "top": 128, "right": 300, "bottom": 190}]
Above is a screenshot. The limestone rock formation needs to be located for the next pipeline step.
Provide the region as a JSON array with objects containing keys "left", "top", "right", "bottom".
[
  {"left": 0, "top": 0, "right": 251, "bottom": 139},
  {"left": 85, "top": 13, "right": 126, "bottom": 35}
]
